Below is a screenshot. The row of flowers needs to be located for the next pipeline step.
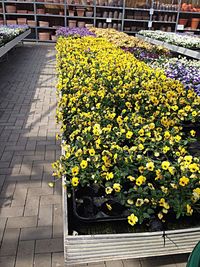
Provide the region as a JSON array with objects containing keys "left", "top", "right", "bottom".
[
  {"left": 0, "top": 25, "right": 29, "bottom": 47},
  {"left": 149, "top": 57, "right": 200, "bottom": 96},
  {"left": 54, "top": 33, "right": 200, "bottom": 227},
  {"left": 139, "top": 30, "right": 200, "bottom": 49}
]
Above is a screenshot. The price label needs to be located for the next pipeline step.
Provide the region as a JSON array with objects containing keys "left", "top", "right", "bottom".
[
  {"left": 177, "top": 24, "right": 184, "bottom": 30},
  {"left": 106, "top": 18, "right": 112, "bottom": 23},
  {"left": 148, "top": 21, "right": 152, "bottom": 28},
  {"left": 149, "top": 8, "right": 154, "bottom": 15}
]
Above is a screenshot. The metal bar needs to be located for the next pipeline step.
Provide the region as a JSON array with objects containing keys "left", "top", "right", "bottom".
[{"left": 0, "top": 29, "right": 31, "bottom": 58}]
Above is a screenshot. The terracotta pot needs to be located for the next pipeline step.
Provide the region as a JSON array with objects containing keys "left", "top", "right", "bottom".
[
  {"left": 6, "top": 5, "right": 17, "bottom": 13},
  {"left": 178, "top": 18, "right": 188, "bottom": 26},
  {"left": 78, "top": 21, "right": 85, "bottom": 27},
  {"left": 68, "top": 19, "right": 76, "bottom": 28},
  {"left": 38, "top": 32, "right": 50, "bottom": 41},
  {"left": 6, "top": 19, "right": 17, "bottom": 24},
  {"left": 59, "top": 11, "right": 64, "bottom": 15},
  {"left": 0, "top": 20, "right": 4, "bottom": 25},
  {"left": 85, "top": 11, "right": 93, "bottom": 17},
  {"left": 28, "top": 10, "right": 34, "bottom": 14},
  {"left": 39, "top": 21, "right": 49, "bottom": 27},
  {"left": 27, "top": 20, "right": 36, "bottom": 27},
  {"left": 17, "top": 18, "right": 27, "bottom": 24},
  {"left": 76, "top": 8, "right": 84, "bottom": 16},
  {"left": 191, "top": 18, "right": 199, "bottom": 29},
  {"left": 51, "top": 35, "right": 57, "bottom": 41},
  {"left": 17, "top": 9, "right": 27, "bottom": 13},
  {"left": 68, "top": 10, "right": 75, "bottom": 16},
  {"left": 37, "top": 8, "right": 45, "bottom": 14},
  {"left": 0, "top": 8, "right": 3, "bottom": 13},
  {"left": 85, "top": 23, "right": 93, "bottom": 28}
]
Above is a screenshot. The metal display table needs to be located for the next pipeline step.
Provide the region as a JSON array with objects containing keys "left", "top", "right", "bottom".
[{"left": 0, "top": 29, "right": 31, "bottom": 58}]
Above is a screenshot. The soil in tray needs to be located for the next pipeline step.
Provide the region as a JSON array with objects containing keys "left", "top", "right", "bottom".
[{"left": 67, "top": 197, "right": 200, "bottom": 235}]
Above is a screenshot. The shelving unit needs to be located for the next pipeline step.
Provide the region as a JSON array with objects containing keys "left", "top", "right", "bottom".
[{"left": 0, "top": 0, "right": 199, "bottom": 42}]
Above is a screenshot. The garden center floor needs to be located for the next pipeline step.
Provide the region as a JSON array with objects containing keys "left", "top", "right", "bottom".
[{"left": 0, "top": 44, "right": 190, "bottom": 267}]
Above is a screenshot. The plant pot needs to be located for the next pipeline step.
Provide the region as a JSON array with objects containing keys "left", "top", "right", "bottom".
[
  {"left": 17, "top": 18, "right": 27, "bottom": 24},
  {"left": 77, "top": 21, "right": 85, "bottom": 28},
  {"left": 85, "top": 11, "right": 93, "bottom": 17},
  {"left": 39, "top": 21, "right": 49, "bottom": 27},
  {"left": 7, "top": 19, "right": 17, "bottom": 25},
  {"left": 38, "top": 32, "right": 50, "bottom": 41},
  {"left": 59, "top": 11, "right": 64, "bottom": 15},
  {"left": 191, "top": 18, "right": 200, "bottom": 29},
  {"left": 51, "top": 35, "right": 57, "bottom": 41},
  {"left": 68, "top": 19, "right": 76, "bottom": 28},
  {"left": 68, "top": 10, "right": 75, "bottom": 16},
  {"left": 85, "top": 23, "right": 93, "bottom": 28},
  {"left": 0, "top": 8, "right": 3, "bottom": 13},
  {"left": 37, "top": 8, "right": 45, "bottom": 14},
  {"left": 76, "top": 8, "right": 85, "bottom": 16},
  {"left": 6, "top": 5, "right": 17, "bottom": 13},
  {"left": 0, "top": 20, "right": 4, "bottom": 25},
  {"left": 17, "top": 9, "right": 27, "bottom": 13},
  {"left": 178, "top": 18, "right": 188, "bottom": 26},
  {"left": 27, "top": 20, "right": 36, "bottom": 27},
  {"left": 28, "top": 10, "right": 34, "bottom": 14}
]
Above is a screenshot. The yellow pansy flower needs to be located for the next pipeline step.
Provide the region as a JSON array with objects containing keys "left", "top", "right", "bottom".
[{"left": 128, "top": 214, "right": 138, "bottom": 226}]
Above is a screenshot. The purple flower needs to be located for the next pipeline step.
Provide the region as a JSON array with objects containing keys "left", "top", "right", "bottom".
[{"left": 56, "top": 27, "right": 96, "bottom": 38}]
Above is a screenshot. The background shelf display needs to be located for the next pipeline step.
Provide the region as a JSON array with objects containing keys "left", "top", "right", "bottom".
[{"left": 0, "top": 0, "right": 199, "bottom": 42}]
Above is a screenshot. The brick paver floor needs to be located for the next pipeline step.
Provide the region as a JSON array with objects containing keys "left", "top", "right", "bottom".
[{"left": 0, "top": 44, "right": 189, "bottom": 267}]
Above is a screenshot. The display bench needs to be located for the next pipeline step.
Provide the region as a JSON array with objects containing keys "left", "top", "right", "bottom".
[
  {"left": 0, "top": 28, "right": 31, "bottom": 57},
  {"left": 0, "top": 0, "right": 199, "bottom": 42},
  {"left": 62, "top": 175, "right": 200, "bottom": 266},
  {"left": 136, "top": 33, "right": 200, "bottom": 60}
]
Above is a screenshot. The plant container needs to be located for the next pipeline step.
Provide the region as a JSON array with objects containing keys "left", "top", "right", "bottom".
[
  {"left": 178, "top": 18, "right": 188, "bottom": 26},
  {"left": 39, "top": 21, "right": 49, "bottom": 27},
  {"left": 68, "top": 10, "right": 75, "bottom": 16},
  {"left": 37, "top": 8, "right": 45, "bottom": 14},
  {"left": 76, "top": 8, "right": 85, "bottom": 16},
  {"left": 0, "top": 20, "right": 4, "bottom": 25},
  {"left": 51, "top": 35, "right": 57, "bottom": 41},
  {"left": 68, "top": 20, "right": 76, "bottom": 28},
  {"left": 191, "top": 18, "right": 200, "bottom": 29},
  {"left": 77, "top": 21, "right": 85, "bottom": 28},
  {"left": 17, "top": 18, "right": 27, "bottom": 24},
  {"left": 85, "top": 11, "right": 93, "bottom": 17},
  {"left": 27, "top": 20, "right": 36, "bottom": 27},
  {"left": 6, "top": 5, "right": 17, "bottom": 13},
  {"left": 17, "top": 9, "right": 28, "bottom": 13},
  {"left": 6, "top": 19, "right": 17, "bottom": 25},
  {"left": 63, "top": 176, "right": 200, "bottom": 266},
  {"left": 38, "top": 32, "right": 50, "bottom": 41}
]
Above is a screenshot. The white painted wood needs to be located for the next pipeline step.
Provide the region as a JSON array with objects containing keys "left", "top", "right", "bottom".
[{"left": 0, "top": 29, "right": 31, "bottom": 58}]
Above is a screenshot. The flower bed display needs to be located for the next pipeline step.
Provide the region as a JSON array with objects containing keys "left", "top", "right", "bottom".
[
  {"left": 56, "top": 27, "right": 96, "bottom": 38},
  {"left": 54, "top": 34, "right": 200, "bottom": 229},
  {"left": 139, "top": 30, "right": 200, "bottom": 49},
  {"left": 0, "top": 25, "right": 29, "bottom": 47},
  {"left": 150, "top": 57, "right": 200, "bottom": 96},
  {"left": 92, "top": 28, "right": 169, "bottom": 56}
]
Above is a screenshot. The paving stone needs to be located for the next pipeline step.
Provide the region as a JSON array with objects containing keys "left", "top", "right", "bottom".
[
  {"left": 0, "top": 256, "right": 15, "bottom": 267},
  {"left": 28, "top": 187, "right": 53, "bottom": 197},
  {"left": 15, "top": 240, "right": 35, "bottom": 267},
  {"left": 122, "top": 259, "right": 142, "bottom": 267},
  {"left": 38, "top": 205, "right": 53, "bottom": 226},
  {"left": 0, "top": 206, "right": 24, "bottom": 217},
  {"left": 53, "top": 204, "right": 63, "bottom": 238},
  {"left": 52, "top": 252, "right": 64, "bottom": 267},
  {"left": 11, "top": 187, "right": 27, "bottom": 207},
  {"left": 7, "top": 216, "right": 37, "bottom": 228},
  {"left": 141, "top": 256, "right": 176, "bottom": 267},
  {"left": 106, "top": 261, "right": 123, "bottom": 267},
  {"left": 0, "top": 217, "right": 7, "bottom": 244},
  {"left": 0, "top": 228, "right": 20, "bottom": 256},
  {"left": 34, "top": 253, "right": 52, "bottom": 267},
  {"left": 20, "top": 226, "right": 52, "bottom": 241},
  {"left": 40, "top": 195, "right": 61, "bottom": 206},
  {"left": 35, "top": 238, "right": 63, "bottom": 253}
]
